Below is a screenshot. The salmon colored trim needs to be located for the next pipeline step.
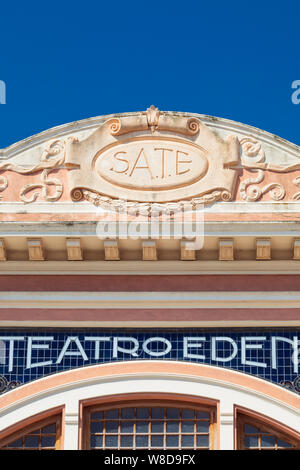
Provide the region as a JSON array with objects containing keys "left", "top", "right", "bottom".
[
  {"left": 1, "top": 362, "right": 300, "bottom": 414},
  {"left": 0, "top": 308, "right": 300, "bottom": 322},
  {"left": 0, "top": 274, "right": 300, "bottom": 292},
  {"left": 0, "top": 213, "right": 299, "bottom": 223},
  {"left": 78, "top": 393, "right": 220, "bottom": 450},
  {"left": 234, "top": 405, "right": 300, "bottom": 449},
  {"left": 204, "top": 214, "right": 300, "bottom": 222},
  {"left": 0, "top": 406, "right": 64, "bottom": 449}
]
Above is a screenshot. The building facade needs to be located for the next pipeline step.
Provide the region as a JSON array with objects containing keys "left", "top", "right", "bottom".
[{"left": 0, "top": 107, "right": 300, "bottom": 450}]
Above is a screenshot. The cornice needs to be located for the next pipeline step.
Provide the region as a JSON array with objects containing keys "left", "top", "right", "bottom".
[
  {"left": 0, "top": 220, "right": 299, "bottom": 235},
  {"left": 0, "top": 260, "right": 300, "bottom": 275}
]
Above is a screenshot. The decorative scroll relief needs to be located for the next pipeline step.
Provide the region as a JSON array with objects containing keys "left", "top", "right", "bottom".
[
  {"left": 108, "top": 105, "right": 201, "bottom": 137},
  {"left": 0, "top": 138, "right": 77, "bottom": 203},
  {"left": 0, "top": 375, "right": 21, "bottom": 394},
  {"left": 66, "top": 107, "right": 240, "bottom": 207},
  {"left": 280, "top": 376, "right": 300, "bottom": 394},
  {"left": 0, "top": 176, "right": 8, "bottom": 200},
  {"left": 0, "top": 139, "right": 66, "bottom": 174},
  {"left": 240, "top": 169, "right": 286, "bottom": 202},
  {"left": 292, "top": 177, "right": 300, "bottom": 200},
  {"left": 238, "top": 136, "right": 300, "bottom": 202},
  {"left": 240, "top": 136, "right": 265, "bottom": 164},
  {"left": 19, "top": 169, "right": 63, "bottom": 203}
]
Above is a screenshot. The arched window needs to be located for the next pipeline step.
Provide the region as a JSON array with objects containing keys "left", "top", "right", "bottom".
[
  {"left": 236, "top": 410, "right": 300, "bottom": 450},
  {"left": 0, "top": 413, "right": 62, "bottom": 450},
  {"left": 82, "top": 398, "right": 217, "bottom": 450}
]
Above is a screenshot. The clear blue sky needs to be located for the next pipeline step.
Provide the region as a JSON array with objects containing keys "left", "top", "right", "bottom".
[{"left": 1, "top": 0, "right": 300, "bottom": 148}]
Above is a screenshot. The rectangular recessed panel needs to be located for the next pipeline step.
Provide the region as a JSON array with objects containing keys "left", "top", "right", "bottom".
[{"left": 0, "top": 328, "right": 299, "bottom": 396}]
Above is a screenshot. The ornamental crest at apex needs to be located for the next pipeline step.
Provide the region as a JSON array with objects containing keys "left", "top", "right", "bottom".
[{"left": 66, "top": 106, "right": 241, "bottom": 208}]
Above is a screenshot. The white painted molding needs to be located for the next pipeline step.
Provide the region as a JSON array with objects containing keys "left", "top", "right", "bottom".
[{"left": 1, "top": 201, "right": 300, "bottom": 214}]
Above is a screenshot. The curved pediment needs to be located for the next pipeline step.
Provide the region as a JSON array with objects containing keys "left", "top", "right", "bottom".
[{"left": 0, "top": 106, "right": 300, "bottom": 210}]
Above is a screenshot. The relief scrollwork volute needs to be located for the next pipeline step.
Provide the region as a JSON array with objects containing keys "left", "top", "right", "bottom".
[
  {"left": 0, "top": 175, "right": 8, "bottom": 200},
  {"left": 240, "top": 136, "right": 265, "bottom": 164},
  {"left": 240, "top": 168, "right": 286, "bottom": 202},
  {"left": 292, "top": 177, "right": 300, "bottom": 200},
  {"left": 20, "top": 169, "right": 63, "bottom": 203},
  {"left": 0, "top": 137, "right": 77, "bottom": 203},
  {"left": 19, "top": 140, "right": 66, "bottom": 203},
  {"left": 239, "top": 137, "right": 285, "bottom": 202}
]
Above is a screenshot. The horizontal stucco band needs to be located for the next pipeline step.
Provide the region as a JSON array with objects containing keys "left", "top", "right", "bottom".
[
  {"left": 0, "top": 274, "right": 299, "bottom": 291},
  {"left": 0, "top": 308, "right": 299, "bottom": 326},
  {"left": 0, "top": 362, "right": 300, "bottom": 416},
  {"left": 0, "top": 291, "right": 300, "bottom": 310}
]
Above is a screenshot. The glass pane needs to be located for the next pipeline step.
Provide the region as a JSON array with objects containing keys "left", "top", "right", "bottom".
[
  {"left": 136, "top": 435, "right": 148, "bottom": 448},
  {"left": 151, "top": 408, "right": 164, "bottom": 419},
  {"left": 120, "top": 421, "right": 134, "bottom": 433},
  {"left": 196, "top": 411, "right": 209, "bottom": 419},
  {"left": 25, "top": 436, "right": 40, "bottom": 448},
  {"left": 7, "top": 438, "right": 23, "bottom": 448},
  {"left": 91, "top": 411, "right": 104, "bottom": 419},
  {"left": 244, "top": 435, "right": 259, "bottom": 448},
  {"left": 182, "top": 421, "right": 194, "bottom": 433},
  {"left": 182, "top": 435, "right": 194, "bottom": 447},
  {"left": 106, "top": 409, "right": 118, "bottom": 420},
  {"left": 166, "top": 435, "right": 179, "bottom": 447},
  {"left": 244, "top": 424, "right": 259, "bottom": 433},
  {"left": 105, "top": 435, "right": 118, "bottom": 447},
  {"left": 182, "top": 409, "right": 194, "bottom": 419},
  {"left": 277, "top": 439, "right": 292, "bottom": 448},
  {"left": 261, "top": 435, "right": 276, "bottom": 448},
  {"left": 1, "top": 420, "right": 59, "bottom": 450},
  {"left": 136, "top": 408, "right": 149, "bottom": 419},
  {"left": 42, "top": 424, "right": 56, "bottom": 434},
  {"left": 91, "top": 421, "right": 104, "bottom": 433},
  {"left": 136, "top": 421, "right": 148, "bottom": 434},
  {"left": 120, "top": 435, "right": 133, "bottom": 447},
  {"left": 106, "top": 421, "right": 118, "bottom": 433},
  {"left": 91, "top": 435, "right": 103, "bottom": 448},
  {"left": 197, "top": 434, "right": 209, "bottom": 447},
  {"left": 121, "top": 408, "right": 134, "bottom": 419},
  {"left": 166, "top": 421, "right": 179, "bottom": 432},
  {"left": 166, "top": 408, "right": 180, "bottom": 419},
  {"left": 151, "top": 435, "right": 164, "bottom": 447},
  {"left": 41, "top": 435, "right": 56, "bottom": 447},
  {"left": 151, "top": 421, "right": 164, "bottom": 433},
  {"left": 196, "top": 421, "right": 209, "bottom": 433},
  {"left": 89, "top": 405, "right": 213, "bottom": 450}
]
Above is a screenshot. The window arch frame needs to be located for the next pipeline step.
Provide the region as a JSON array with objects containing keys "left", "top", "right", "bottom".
[
  {"left": 80, "top": 393, "right": 219, "bottom": 450},
  {"left": 235, "top": 406, "right": 300, "bottom": 450},
  {"left": 0, "top": 406, "right": 63, "bottom": 450}
]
